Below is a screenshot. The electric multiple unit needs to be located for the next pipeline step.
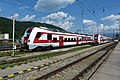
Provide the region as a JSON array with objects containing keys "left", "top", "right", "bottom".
[
  {"left": 94, "top": 34, "right": 112, "bottom": 44},
  {"left": 22, "top": 27, "right": 112, "bottom": 51},
  {"left": 22, "top": 27, "right": 94, "bottom": 50}
]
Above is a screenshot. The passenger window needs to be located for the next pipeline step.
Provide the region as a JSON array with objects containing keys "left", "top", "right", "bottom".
[
  {"left": 64, "top": 38, "right": 67, "bottom": 42},
  {"left": 47, "top": 34, "right": 52, "bottom": 40},
  {"left": 74, "top": 38, "right": 76, "bottom": 42},
  {"left": 53, "top": 37, "right": 57, "bottom": 43},
  {"left": 71, "top": 38, "right": 73, "bottom": 42},
  {"left": 68, "top": 38, "right": 70, "bottom": 42}
]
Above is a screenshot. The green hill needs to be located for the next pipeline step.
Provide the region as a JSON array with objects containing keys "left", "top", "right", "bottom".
[{"left": 0, "top": 17, "right": 67, "bottom": 39}]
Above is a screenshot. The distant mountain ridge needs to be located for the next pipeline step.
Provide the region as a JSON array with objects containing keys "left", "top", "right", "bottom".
[{"left": 0, "top": 17, "right": 67, "bottom": 39}]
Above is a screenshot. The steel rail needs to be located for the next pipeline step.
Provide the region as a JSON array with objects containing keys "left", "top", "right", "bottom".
[{"left": 36, "top": 43, "right": 116, "bottom": 80}]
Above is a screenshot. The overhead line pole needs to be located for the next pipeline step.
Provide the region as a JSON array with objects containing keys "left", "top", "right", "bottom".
[
  {"left": 12, "top": 16, "right": 15, "bottom": 57},
  {"left": 116, "top": 13, "right": 120, "bottom": 41},
  {"left": 118, "top": 13, "right": 120, "bottom": 41}
]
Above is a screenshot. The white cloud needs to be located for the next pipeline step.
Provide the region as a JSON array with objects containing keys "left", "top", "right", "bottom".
[
  {"left": 85, "top": 26, "right": 97, "bottom": 34},
  {"left": 19, "top": 6, "right": 29, "bottom": 10},
  {"left": 42, "top": 11, "right": 75, "bottom": 30},
  {"left": 81, "top": 15, "right": 120, "bottom": 36},
  {"left": 14, "top": 13, "right": 19, "bottom": 18},
  {"left": 8, "top": 13, "right": 19, "bottom": 19},
  {"left": 111, "top": 21, "right": 119, "bottom": 33},
  {"left": 21, "top": 15, "right": 36, "bottom": 21},
  {"left": 84, "top": 24, "right": 106, "bottom": 35},
  {"left": 61, "top": 21, "right": 73, "bottom": 30},
  {"left": 83, "top": 19, "right": 96, "bottom": 25},
  {"left": 84, "top": 23, "right": 118, "bottom": 36},
  {"left": 42, "top": 12, "right": 68, "bottom": 21},
  {"left": 34, "top": 0, "right": 75, "bottom": 12},
  {"left": 101, "top": 14, "right": 119, "bottom": 21}
]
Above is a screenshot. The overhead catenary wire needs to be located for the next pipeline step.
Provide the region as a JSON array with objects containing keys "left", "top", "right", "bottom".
[
  {"left": 16, "top": 0, "right": 57, "bottom": 13},
  {"left": 1, "top": 0, "right": 120, "bottom": 36},
  {"left": 16, "top": 0, "right": 92, "bottom": 24},
  {"left": 16, "top": 0, "right": 34, "bottom": 8},
  {"left": 77, "top": 0, "right": 120, "bottom": 14},
  {"left": 1, "top": 0, "right": 120, "bottom": 16},
  {"left": 88, "top": 0, "right": 101, "bottom": 34},
  {"left": 78, "top": 0, "right": 106, "bottom": 25},
  {"left": 0, "top": 0, "right": 52, "bottom": 24},
  {"left": 1, "top": 0, "right": 120, "bottom": 19},
  {"left": 76, "top": 0, "right": 108, "bottom": 35},
  {"left": 75, "top": 0, "right": 91, "bottom": 19},
  {"left": 44, "top": 0, "right": 87, "bottom": 19},
  {"left": 75, "top": 0, "right": 92, "bottom": 34},
  {"left": 0, "top": 0, "right": 47, "bottom": 15}
]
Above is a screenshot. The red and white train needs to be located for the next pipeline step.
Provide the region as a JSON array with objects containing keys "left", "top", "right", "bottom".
[
  {"left": 22, "top": 27, "right": 112, "bottom": 50},
  {"left": 94, "top": 34, "right": 112, "bottom": 44},
  {"left": 22, "top": 27, "right": 93, "bottom": 50}
]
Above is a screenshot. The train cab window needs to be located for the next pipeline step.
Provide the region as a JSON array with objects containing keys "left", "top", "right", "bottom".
[
  {"left": 94, "top": 35, "right": 98, "bottom": 40},
  {"left": 35, "top": 32, "right": 41, "bottom": 38},
  {"left": 26, "top": 30, "right": 32, "bottom": 38},
  {"left": 68, "top": 38, "right": 70, "bottom": 42},
  {"left": 47, "top": 34, "right": 52, "bottom": 40},
  {"left": 64, "top": 38, "right": 67, "bottom": 42},
  {"left": 53, "top": 37, "right": 57, "bottom": 43},
  {"left": 94, "top": 37, "right": 98, "bottom": 40}
]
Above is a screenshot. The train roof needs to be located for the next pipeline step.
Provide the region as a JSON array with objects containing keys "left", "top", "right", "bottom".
[
  {"left": 39, "top": 26, "right": 68, "bottom": 33},
  {"left": 33, "top": 27, "right": 87, "bottom": 37}
]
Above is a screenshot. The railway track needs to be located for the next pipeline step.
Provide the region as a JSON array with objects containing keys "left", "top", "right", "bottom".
[
  {"left": 0, "top": 42, "right": 115, "bottom": 80},
  {"left": 0, "top": 45, "right": 91, "bottom": 70},
  {"left": 0, "top": 47, "right": 20, "bottom": 52},
  {"left": 35, "top": 42, "right": 117, "bottom": 80}
]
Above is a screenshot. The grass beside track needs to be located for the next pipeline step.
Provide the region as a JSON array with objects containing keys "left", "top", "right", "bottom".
[
  {"left": 0, "top": 51, "right": 26, "bottom": 57},
  {"left": 0, "top": 45, "right": 92, "bottom": 69}
]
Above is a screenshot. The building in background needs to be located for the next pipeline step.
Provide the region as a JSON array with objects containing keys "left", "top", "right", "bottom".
[
  {"left": 0, "top": 34, "right": 10, "bottom": 43},
  {"left": 0, "top": 34, "right": 9, "bottom": 40}
]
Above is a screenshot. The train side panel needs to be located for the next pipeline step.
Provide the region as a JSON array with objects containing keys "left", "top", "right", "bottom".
[{"left": 23, "top": 27, "right": 90, "bottom": 50}]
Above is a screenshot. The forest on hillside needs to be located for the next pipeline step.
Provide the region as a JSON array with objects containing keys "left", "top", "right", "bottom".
[{"left": 0, "top": 17, "right": 67, "bottom": 39}]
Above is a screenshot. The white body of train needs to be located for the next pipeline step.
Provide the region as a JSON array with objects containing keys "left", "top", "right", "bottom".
[{"left": 22, "top": 27, "right": 93, "bottom": 50}]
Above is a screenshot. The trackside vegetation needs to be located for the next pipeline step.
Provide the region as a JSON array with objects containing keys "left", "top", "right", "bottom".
[{"left": 0, "top": 45, "right": 92, "bottom": 69}]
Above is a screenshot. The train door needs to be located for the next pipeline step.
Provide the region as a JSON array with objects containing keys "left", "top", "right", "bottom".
[
  {"left": 76, "top": 37, "right": 79, "bottom": 45},
  {"left": 59, "top": 36, "right": 63, "bottom": 47}
]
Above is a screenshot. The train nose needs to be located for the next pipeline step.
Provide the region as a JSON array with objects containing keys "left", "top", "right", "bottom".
[
  {"left": 24, "top": 37, "right": 28, "bottom": 43},
  {"left": 22, "top": 37, "right": 29, "bottom": 49}
]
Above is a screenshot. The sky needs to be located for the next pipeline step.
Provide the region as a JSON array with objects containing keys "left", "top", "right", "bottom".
[{"left": 0, "top": 0, "right": 120, "bottom": 36}]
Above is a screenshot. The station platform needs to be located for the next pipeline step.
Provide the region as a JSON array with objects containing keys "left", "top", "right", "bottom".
[{"left": 90, "top": 42, "right": 120, "bottom": 80}]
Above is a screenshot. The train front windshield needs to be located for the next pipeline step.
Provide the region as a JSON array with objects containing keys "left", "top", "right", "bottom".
[
  {"left": 23, "top": 28, "right": 33, "bottom": 44},
  {"left": 94, "top": 35, "right": 98, "bottom": 40},
  {"left": 24, "top": 28, "right": 33, "bottom": 38},
  {"left": 26, "top": 30, "right": 32, "bottom": 38}
]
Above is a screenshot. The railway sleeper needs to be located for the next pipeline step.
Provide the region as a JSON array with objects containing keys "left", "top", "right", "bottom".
[{"left": 36, "top": 43, "right": 116, "bottom": 80}]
